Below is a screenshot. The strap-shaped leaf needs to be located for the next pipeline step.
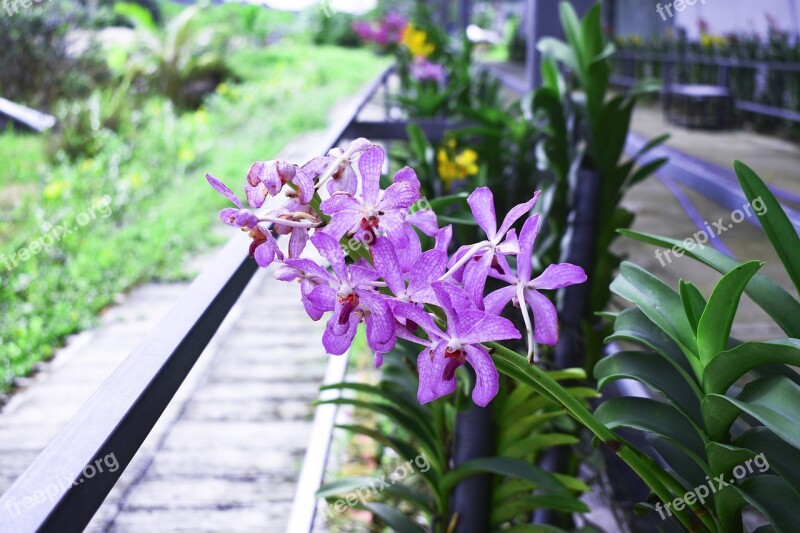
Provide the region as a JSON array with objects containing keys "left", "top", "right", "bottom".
[
  {"left": 360, "top": 502, "right": 425, "bottom": 533},
  {"left": 491, "top": 494, "right": 589, "bottom": 525},
  {"left": 441, "top": 457, "right": 566, "bottom": 496},
  {"left": 697, "top": 260, "right": 762, "bottom": 367},
  {"left": 607, "top": 307, "right": 694, "bottom": 376},
  {"left": 594, "top": 397, "right": 706, "bottom": 460},
  {"left": 649, "top": 436, "right": 708, "bottom": 490},
  {"left": 318, "top": 398, "right": 440, "bottom": 461},
  {"left": 595, "top": 350, "right": 702, "bottom": 423},
  {"left": 735, "top": 427, "right": 800, "bottom": 499},
  {"left": 619, "top": 229, "right": 800, "bottom": 337},
  {"left": 611, "top": 263, "right": 697, "bottom": 361},
  {"left": 704, "top": 376, "right": 800, "bottom": 449},
  {"left": 499, "top": 411, "right": 566, "bottom": 444},
  {"left": 703, "top": 339, "right": 800, "bottom": 395},
  {"left": 735, "top": 475, "right": 800, "bottom": 532},
  {"left": 734, "top": 160, "right": 800, "bottom": 295},
  {"left": 334, "top": 424, "right": 439, "bottom": 487},
  {"left": 679, "top": 280, "right": 706, "bottom": 335},
  {"left": 317, "top": 477, "right": 434, "bottom": 515},
  {"left": 499, "top": 433, "right": 580, "bottom": 459}
]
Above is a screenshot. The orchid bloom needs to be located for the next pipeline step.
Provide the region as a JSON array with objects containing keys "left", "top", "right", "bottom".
[
  {"left": 371, "top": 236, "right": 446, "bottom": 306},
  {"left": 303, "top": 138, "right": 372, "bottom": 195},
  {"left": 304, "top": 232, "right": 396, "bottom": 356},
  {"left": 485, "top": 215, "right": 587, "bottom": 362},
  {"left": 206, "top": 173, "right": 283, "bottom": 267},
  {"left": 206, "top": 138, "right": 587, "bottom": 408},
  {"left": 270, "top": 200, "right": 321, "bottom": 259},
  {"left": 321, "top": 145, "right": 421, "bottom": 245},
  {"left": 246, "top": 160, "right": 314, "bottom": 207},
  {"left": 445, "top": 187, "right": 539, "bottom": 309},
  {"left": 275, "top": 260, "right": 335, "bottom": 321},
  {"left": 395, "top": 282, "right": 520, "bottom": 406}
]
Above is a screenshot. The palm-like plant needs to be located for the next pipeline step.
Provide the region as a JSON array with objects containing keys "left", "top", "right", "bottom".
[{"left": 115, "top": 1, "right": 232, "bottom": 108}]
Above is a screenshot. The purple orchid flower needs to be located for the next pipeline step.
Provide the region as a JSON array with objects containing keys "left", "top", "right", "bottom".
[
  {"left": 445, "top": 187, "right": 539, "bottom": 309},
  {"left": 270, "top": 200, "right": 320, "bottom": 259},
  {"left": 275, "top": 260, "right": 336, "bottom": 321},
  {"left": 306, "top": 232, "right": 396, "bottom": 356},
  {"left": 411, "top": 58, "right": 446, "bottom": 84},
  {"left": 206, "top": 173, "right": 283, "bottom": 268},
  {"left": 371, "top": 235, "right": 446, "bottom": 306},
  {"left": 303, "top": 138, "right": 372, "bottom": 196},
  {"left": 320, "top": 145, "right": 420, "bottom": 246},
  {"left": 246, "top": 160, "right": 314, "bottom": 207},
  {"left": 485, "top": 215, "right": 587, "bottom": 362},
  {"left": 395, "top": 282, "right": 521, "bottom": 406}
]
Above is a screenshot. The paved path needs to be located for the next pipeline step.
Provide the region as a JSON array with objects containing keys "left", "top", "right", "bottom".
[{"left": 0, "top": 99, "right": 368, "bottom": 530}]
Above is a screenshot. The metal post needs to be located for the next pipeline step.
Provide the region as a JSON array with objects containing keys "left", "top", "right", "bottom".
[
  {"left": 450, "top": 385, "right": 493, "bottom": 533},
  {"left": 458, "top": 0, "right": 471, "bottom": 31}
]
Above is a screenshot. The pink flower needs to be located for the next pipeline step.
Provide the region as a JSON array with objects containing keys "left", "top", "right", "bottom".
[
  {"left": 394, "top": 282, "right": 521, "bottom": 406},
  {"left": 411, "top": 58, "right": 446, "bottom": 84},
  {"left": 485, "top": 215, "right": 587, "bottom": 361}
]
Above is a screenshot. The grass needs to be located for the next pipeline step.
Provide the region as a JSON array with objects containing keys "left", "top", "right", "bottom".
[{"left": 0, "top": 32, "right": 387, "bottom": 392}]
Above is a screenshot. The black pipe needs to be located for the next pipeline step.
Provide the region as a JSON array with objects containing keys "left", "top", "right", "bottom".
[
  {"left": 450, "top": 389, "right": 494, "bottom": 533},
  {"left": 534, "top": 164, "right": 602, "bottom": 527}
]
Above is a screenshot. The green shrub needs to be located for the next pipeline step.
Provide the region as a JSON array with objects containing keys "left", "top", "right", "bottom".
[{"left": 0, "top": 4, "right": 109, "bottom": 110}]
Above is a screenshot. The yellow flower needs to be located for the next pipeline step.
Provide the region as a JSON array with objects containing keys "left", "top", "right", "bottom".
[
  {"left": 43, "top": 180, "right": 67, "bottom": 201},
  {"left": 402, "top": 24, "right": 435, "bottom": 58},
  {"left": 454, "top": 149, "right": 479, "bottom": 175},
  {"left": 437, "top": 144, "right": 479, "bottom": 190},
  {"left": 178, "top": 145, "right": 195, "bottom": 163}
]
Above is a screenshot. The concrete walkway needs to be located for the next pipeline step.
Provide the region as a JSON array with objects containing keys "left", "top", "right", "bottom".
[{"left": 0, "top": 105, "right": 359, "bottom": 530}]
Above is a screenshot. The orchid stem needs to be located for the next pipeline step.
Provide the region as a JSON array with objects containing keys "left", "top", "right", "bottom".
[{"left": 438, "top": 241, "right": 490, "bottom": 282}]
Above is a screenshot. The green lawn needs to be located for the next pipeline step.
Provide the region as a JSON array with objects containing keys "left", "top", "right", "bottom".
[{"left": 0, "top": 41, "right": 388, "bottom": 392}]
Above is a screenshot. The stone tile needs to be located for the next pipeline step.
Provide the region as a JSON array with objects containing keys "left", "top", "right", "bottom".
[
  {"left": 106, "top": 505, "right": 291, "bottom": 533},
  {"left": 191, "top": 381, "right": 321, "bottom": 404},
  {"left": 161, "top": 421, "right": 312, "bottom": 452},
  {"left": 144, "top": 449, "right": 297, "bottom": 478},
  {"left": 120, "top": 478, "right": 296, "bottom": 510}
]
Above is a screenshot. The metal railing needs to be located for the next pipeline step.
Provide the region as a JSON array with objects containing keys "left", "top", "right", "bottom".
[
  {"left": 0, "top": 65, "right": 403, "bottom": 533},
  {"left": 612, "top": 50, "right": 800, "bottom": 123}
]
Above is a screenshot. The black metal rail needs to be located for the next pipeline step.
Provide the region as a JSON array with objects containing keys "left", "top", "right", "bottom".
[
  {"left": 0, "top": 65, "right": 395, "bottom": 533},
  {"left": 612, "top": 50, "right": 800, "bottom": 123}
]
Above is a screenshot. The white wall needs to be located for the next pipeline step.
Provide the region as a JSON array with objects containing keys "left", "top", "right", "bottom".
[
  {"left": 675, "top": 0, "right": 799, "bottom": 38},
  {"left": 613, "top": 0, "right": 799, "bottom": 39}
]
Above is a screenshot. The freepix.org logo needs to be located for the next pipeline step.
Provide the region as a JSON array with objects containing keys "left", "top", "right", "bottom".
[
  {"left": 3, "top": 0, "right": 52, "bottom": 18},
  {"left": 656, "top": 0, "right": 708, "bottom": 22}
]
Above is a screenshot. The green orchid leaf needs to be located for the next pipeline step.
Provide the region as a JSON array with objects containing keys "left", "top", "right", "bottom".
[
  {"left": 679, "top": 280, "right": 706, "bottom": 335},
  {"left": 359, "top": 502, "right": 425, "bottom": 533},
  {"left": 318, "top": 398, "right": 440, "bottom": 460},
  {"left": 735, "top": 475, "right": 800, "bottom": 532},
  {"left": 594, "top": 397, "right": 706, "bottom": 459},
  {"left": 618, "top": 229, "right": 800, "bottom": 337},
  {"left": 606, "top": 307, "right": 694, "bottom": 376},
  {"left": 649, "top": 436, "right": 708, "bottom": 490},
  {"left": 735, "top": 427, "right": 800, "bottom": 498},
  {"left": 703, "top": 339, "right": 800, "bottom": 395},
  {"left": 441, "top": 457, "right": 566, "bottom": 496},
  {"left": 317, "top": 477, "right": 434, "bottom": 515},
  {"left": 610, "top": 262, "right": 697, "bottom": 360},
  {"left": 595, "top": 350, "right": 702, "bottom": 423},
  {"left": 492, "top": 494, "right": 589, "bottom": 525},
  {"left": 333, "top": 424, "right": 440, "bottom": 487},
  {"left": 734, "top": 160, "right": 800, "bottom": 295},
  {"left": 703, "top": 376, "right": 800, "bottom": 448},
  {"left": 697, "top": 260, "right": 762, "bottom": 367}
]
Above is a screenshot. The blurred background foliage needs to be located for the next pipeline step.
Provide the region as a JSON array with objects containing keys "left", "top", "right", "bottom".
[{"left": 0, "top": 0, "right": 388, "bottom": 392}]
